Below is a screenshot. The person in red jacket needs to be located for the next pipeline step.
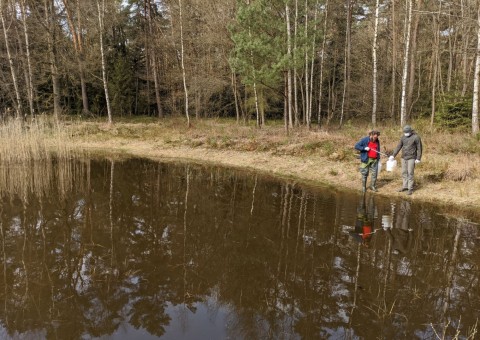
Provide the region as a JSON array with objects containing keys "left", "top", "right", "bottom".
[{"left": 354, "top": 130, "right": 381, "bottom": 192}]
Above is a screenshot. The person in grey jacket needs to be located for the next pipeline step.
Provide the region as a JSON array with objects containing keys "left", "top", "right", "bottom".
[{"left": 389, "top": 125, "right": 422, "bottom": 195}]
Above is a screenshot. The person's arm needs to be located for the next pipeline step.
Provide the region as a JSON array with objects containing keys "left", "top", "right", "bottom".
[
  {"left": 416, "top": 136, "right": 422, "bottom": 161},
  {"left": 354, "top": 137, "right": 367, "bottom": 152},
  {"left": 392, "top": 139, "right": 403, "bottom": 158}
]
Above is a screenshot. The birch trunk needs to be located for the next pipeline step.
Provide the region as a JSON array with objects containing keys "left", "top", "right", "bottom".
[
  {"left": 76, "top": 0, "right": 89, "bottom": 114},
  {"left": 0, "top": 0, "right": 22, "bottom": 118},
  {"left": 317, "top": 0, "right": 329, "bottom": 126},
  {"left": 178, "top": 0, "right": 190, "bottom": 127},
  {"left": 340, "top": 0, "right": 352, "bottom": 126},
  {"left": 372, "top": 0, "right": 380, "bottom": 126},
  {"left": 20, "top": 0, "right": 34, "bottom": 116},
  {"left": 407, "top": 0, "right": 420, "bottom": 119},
  {"left": 461, "top": 0, "right": 470, "bottom": 97},
  {"left": 232, "top": 72, "right": 240, "bottom": 123},
  {"left": 303, "top": 0, "right": 313, "bottom": 127},
  {"left": 472, "top": 4, "right": 480, "bottom": 135},
  {"left": 293, "top": 0, "right": 299, "bottom": 126},
  {"left": 307, "top": 0, "right": 319, "bottom": 128},
  {"left": 390, "top": 0, "right": 397, "bottom": 121},
  {"left": 286, "top": 3, "right": 293, "bottom": 129},
  {"left": 430, "top": 3, "right": 440, "bottom": 129},
  {"left": 96, "top": 0, "right": 112, "bottom": 124},
  {"left": 44, "top": 0, "right": 61, "bottom": 119},
  {"left": 400, "top": 0, "right": 412, "bottom": 127}
]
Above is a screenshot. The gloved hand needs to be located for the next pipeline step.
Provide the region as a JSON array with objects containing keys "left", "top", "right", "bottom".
[
  {"left": 364, "top": 147, "right": 370, "bottom": 151},
  {"left": 388, "top": 156, "right": 394, "bottom": 161},
  {"left": 415, "top": 159, "right": 421, "bottom": 164}
]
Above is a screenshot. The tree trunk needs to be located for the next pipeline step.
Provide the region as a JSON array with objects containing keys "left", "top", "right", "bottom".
[
  {"left": 390, "top": 0, "right": 397, "bottom": 121},
  {"left": 317, "top": 0, "right": 329, "bottom": 126},
  {"left": 146, "top": 0, "right": 163, "bottom": 118},
  {"left": 63, "top": 0, "right": 89, "bottom": 115},
  {"left": 372, "top": 0, "right": 380, "bottom": 126},
  {"left": 76, "top": 0, "right": 89, "bottom": 114},
  {"left": 43, "top": 0, "right": 61, "bottom": 119},
  {"left": 430, "top": 2, "right": 440, "bottom": 129},
  {"left": 96, "top": 0, "right": 112, "bottom": 124},
  {"left": 340, "top": 0, "right": 352, "bottom": 126},
  {"left": 407, "top": 0, "right": 420, "bottom": 119},
  {"left": 178, "top": 0, "right": 190, "bottom": 127},
  {"left": 461, "top": 0, "right": 470, "bottom": 97},
  {"left": 472, "top": 4, "right": 480, "bottom": 135},
  {"left": 400, "top": 0, "right": 413, "bottom": 127},
  {"left": 286, "top": 2, "right": 293, "bottom": 129},
  {"left": 232, "top": 72, "right": 240, "bottom": 123},
  {"left": 20, "top": 0, "right": 35, "bottom": 117},
  {"left": 293, "top": 0, "right": 299, "bottom": 126},
  {"left": 0, "top": 0, "right": 22, "bottom": 118}
]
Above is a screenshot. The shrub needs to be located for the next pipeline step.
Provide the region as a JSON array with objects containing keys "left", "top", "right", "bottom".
[{"left": 436, "top": 94, "right": 471, "bottom": 129}]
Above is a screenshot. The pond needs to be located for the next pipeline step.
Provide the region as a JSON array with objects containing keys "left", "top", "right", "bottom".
[{"left": 0, "top": 158, "right": 478, "bottom": 339}]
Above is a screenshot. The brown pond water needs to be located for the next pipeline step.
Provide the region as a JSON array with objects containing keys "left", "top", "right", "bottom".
[{"left": 0, "top": 158, "right": 478, "bottom": 339}]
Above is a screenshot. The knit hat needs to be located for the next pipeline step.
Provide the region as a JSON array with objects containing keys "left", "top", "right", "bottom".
[{"left": 403, "top": 125, "right": 412, "bottom": 133}]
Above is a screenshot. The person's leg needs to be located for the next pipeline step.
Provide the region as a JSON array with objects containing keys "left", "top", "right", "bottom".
[
  {"left": 360, "top": 165, "right": 369, "bottom": 192},
  {"left": 370, "top": 160, "right": 378, "bottom": 191},
  {"left": 407, "top": 159, "right": 415, "bottom": 193},
  {"left": 401, "top": 158, "right": 408, "bottom": 190}
]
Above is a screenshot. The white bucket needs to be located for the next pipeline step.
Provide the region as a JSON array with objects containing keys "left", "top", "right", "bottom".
[
  {"left": 386, "top": 159, "right": 397, "bottom": 172},
  {"left": 382, "top": 215, "right": 393, "bottom": 229}
]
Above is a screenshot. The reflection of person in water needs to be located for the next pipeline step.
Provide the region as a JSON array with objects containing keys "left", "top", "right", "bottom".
[
  {"left": 350, "top": 195, "right": 375, "bottom": 247},
  {"left": 386, "top": 200, "right": 413, "bottom": 254}
]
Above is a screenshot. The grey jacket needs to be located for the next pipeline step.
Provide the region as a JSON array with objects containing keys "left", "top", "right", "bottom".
[{"left": 393, "top": 132, "right": 422, "bottom": 160}]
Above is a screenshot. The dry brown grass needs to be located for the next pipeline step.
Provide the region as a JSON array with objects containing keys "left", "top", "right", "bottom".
[{"left": 0, "top": 115, "right": 73, "bottom": 163}]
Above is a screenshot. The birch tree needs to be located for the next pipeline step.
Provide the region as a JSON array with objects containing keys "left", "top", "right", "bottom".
[
  {"left": 372, "top": 0, "right": 380, "bottom": 126},
  {"left": 286, "top": 2, "right": 293, "bottom": 129},
  {"left": 472, "top": 3, "right": 480, "bottom": 135},
  {"left": 178, "top": 0, "right": 190, "bottom": 127},
  {"left": 317, "top": 0, "right": 329, "bottom": 126},
  {"left": 400, "top": 0, "right": 413, "bottom": 127},
  {"left": 340, "top": 0, "right": 353, "bottom": 126},
  {"left": 19, "top": 0, "right": 35, "bottom": 117},
  {"left": 96, "top": 0, "right": 112, "bottom": 124},
  {"left": 44, "top": 0, "right": 61, "bottom": 118},
  {"left": 0, "top": 0, "right": 22, "bottom": 118},
  {"left": 390, "top": 0, "right": 397, "bottom": 120},
  {"left": 430, "top": 2, "right": 441, "bottom": 129}
]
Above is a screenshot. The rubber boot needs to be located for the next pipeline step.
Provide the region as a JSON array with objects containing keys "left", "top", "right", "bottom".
[
  {"left": 370, "top": 178, "right": 377, "bottom": 192},
  {"left": 362, "top": 177, "right": 367, "bottom": 193}
]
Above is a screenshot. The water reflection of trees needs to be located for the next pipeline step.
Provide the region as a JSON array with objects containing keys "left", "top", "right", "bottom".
[{"left": 0, "top": 158, "right": 478, "bottom": 338}]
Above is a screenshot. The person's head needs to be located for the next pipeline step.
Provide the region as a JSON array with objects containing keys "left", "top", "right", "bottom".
[
  {"left": 403, "top": 125, "right": 413, "bottom": 137},
  {"left": 369, "top": 129, "right": 380, "bottom": 141}
]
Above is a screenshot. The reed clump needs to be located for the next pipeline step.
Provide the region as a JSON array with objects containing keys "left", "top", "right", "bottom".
[
  {"left": 0, "top": 116, "right": 81, "bottom": 198},
  {"left": 0, "top": 116, "right": 72, "bottom": 164}
]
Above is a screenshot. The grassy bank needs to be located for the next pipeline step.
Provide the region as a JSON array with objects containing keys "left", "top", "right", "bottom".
[
  {"left": 1, "top": 116, "right": 478, "bottom": 215},
  {"left": 59, "top": 116, "right": 480, "bottom": 216}
]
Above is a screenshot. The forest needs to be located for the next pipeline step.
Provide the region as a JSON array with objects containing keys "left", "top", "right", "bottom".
[{"left": 0, "top": 0, "right": 479, "bottom": 133}]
